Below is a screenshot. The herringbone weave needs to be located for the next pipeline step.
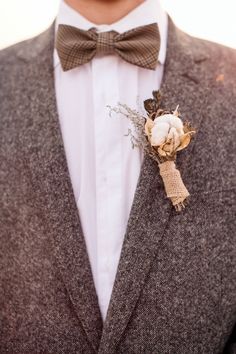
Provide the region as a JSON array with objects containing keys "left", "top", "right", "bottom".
[{"left": 56, "top": 23, "right": 161, "bottom": 71}]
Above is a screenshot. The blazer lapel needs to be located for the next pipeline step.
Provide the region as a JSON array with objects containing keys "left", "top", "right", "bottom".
[
  {"left": 99, "top": 18, "right": 212, "bottom": 353},
  {"left": 17, "top": 26, "right": 103, "bottom": 352}
]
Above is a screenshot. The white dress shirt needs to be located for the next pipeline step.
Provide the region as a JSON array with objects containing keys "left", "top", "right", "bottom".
[{"left": 54, "top": 0, "right": 168, "bottom": 320}]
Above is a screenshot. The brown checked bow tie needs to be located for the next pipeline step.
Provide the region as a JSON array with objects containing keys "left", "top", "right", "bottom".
[{"left": 56, "top": 23, "right": 161, "bottom": 71}]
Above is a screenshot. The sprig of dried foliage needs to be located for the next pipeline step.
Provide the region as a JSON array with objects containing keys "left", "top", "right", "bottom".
[{"left": 108, "top": 103, "right": 162, "bottom": 164}]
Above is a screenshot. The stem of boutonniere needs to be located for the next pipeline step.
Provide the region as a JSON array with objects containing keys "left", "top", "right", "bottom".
[{"left": 159, "top": 160, "right": 190, "bottom": 212}]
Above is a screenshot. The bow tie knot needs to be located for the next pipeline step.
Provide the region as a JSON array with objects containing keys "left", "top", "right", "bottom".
[
  {"left": 95, "top": 30, "right": 116, "bottom": 55},
  {"left": 56, "top": 23, "right": 161, "bottom": 71}
]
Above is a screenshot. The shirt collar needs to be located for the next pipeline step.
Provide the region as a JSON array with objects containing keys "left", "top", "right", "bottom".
[{"left": 55, "top": 0, "right": 168, "bottom": 65}]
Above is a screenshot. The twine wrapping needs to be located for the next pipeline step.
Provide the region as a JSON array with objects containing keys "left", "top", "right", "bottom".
[{"left": 159, "top": 160, "right": 190, "bottom": 211}]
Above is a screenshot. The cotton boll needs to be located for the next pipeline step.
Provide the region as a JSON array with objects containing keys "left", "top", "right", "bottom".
[
  {"left": 155, "top": 114, "right": 184, "bottom": 134},
  {"left": 167, "top": 127, "right": 181, "bottom": 149},
  {"left": 151, "top": 122, "right": 170, "bottom": 146},
  {"left": 169, "top": 116, "right": 184, "bottom": 134},
  {"left": 154, "top": 114, "right": 171, "bottom": 125}
]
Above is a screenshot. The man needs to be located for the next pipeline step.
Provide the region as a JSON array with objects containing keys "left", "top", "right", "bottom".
[{"left": 0, "top": 0, "right": 235, "bottom": 352}]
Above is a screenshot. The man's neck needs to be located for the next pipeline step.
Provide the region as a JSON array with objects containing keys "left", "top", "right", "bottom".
[{"left": 64, "top": 0, "right": 145, "bottom": 25}]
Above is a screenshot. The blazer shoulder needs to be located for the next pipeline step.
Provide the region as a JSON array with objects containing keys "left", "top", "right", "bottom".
[
  {"left": 0, "top": 25, "right": 54, "bottom": 128},
  {"left": 0, "top": 37, "right": 37, "bottom": 113},
  {"left": 0, "top": 41, "right": 27, "bottom": 85},
  {"left": 190, "top": 34, "right": 236, "bottom": 87},
  {"left": 191, "top": 34, "right": 236, "bottom": 57},
  {"left": 0, "top": 24, "right": 54, "bottom": 78},
  {"left": 0, "top": 35, "right": 40, "bottom": 67}
]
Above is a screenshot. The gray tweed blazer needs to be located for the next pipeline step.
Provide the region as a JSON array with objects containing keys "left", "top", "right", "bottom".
[{"left": 0, "top": 18, "right": 236, "bottom": 354}]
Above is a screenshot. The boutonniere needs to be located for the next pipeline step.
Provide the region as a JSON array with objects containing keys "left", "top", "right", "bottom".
[{"left": 110, "top": 90, "right": 196, "bottom": 211}]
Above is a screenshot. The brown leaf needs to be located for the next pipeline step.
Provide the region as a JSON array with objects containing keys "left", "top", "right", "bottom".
[
  {"left": 144, "top": 99, "right": 158, "bottom": 116},
  {"left": 177, "top": 132, "right": 192, "bottom": 151}
]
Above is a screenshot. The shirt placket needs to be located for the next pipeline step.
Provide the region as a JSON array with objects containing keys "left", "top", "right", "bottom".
[{"left": 92, "top": 54, "right": 123, "bottom": 320}]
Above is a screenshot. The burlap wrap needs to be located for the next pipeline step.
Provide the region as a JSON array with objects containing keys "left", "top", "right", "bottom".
[{"left": 159, "top": 160, "right": 190, "bottom": 211}]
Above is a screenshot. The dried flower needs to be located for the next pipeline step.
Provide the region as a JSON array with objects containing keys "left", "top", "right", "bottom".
[
  {"left": 145, "top": 112, "right": 194, "bottom": 158},
  {"left": 110, "top": 91, "right": 196, "bottom": 211}
]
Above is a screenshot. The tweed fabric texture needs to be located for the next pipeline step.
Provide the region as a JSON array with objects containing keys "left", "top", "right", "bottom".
[
  {"left": 56, "top": 22, "right": 161, "bottom": 71},
  {"left": 0, "top": 18, "right": 236, "bottom": 354}
]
